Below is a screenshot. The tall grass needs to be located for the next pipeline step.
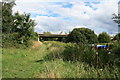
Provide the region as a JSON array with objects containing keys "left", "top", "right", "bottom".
[
  {"left": 44, "top": 42, "right": 117, "bottom": 68},
  {"left": 2, "top": 41, "right": 120, "bottom": 78},
  {"left": 34, "top": 60, "right": 119, "bottom": 78},
  {"left": 43, "top": 41, "right": 65, "bottom": 60}
]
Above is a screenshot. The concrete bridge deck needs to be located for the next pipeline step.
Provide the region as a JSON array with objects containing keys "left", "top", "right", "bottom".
[{"left": 39, "top": 34, "right": 68, "bottom": 38}]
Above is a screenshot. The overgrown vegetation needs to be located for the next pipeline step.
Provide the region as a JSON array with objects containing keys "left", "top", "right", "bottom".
[
  {"left": 98, "top": 32, "right": 111, "bottom": 43},
  {"left": 44, "top": 42, "right": 120, "bottom": 68},
  {"left": 2, "top": 1, "right": 36, "bottom": 48},
  {"left": 67, "top": 28, "right": 98, "bottom": 44},
  {"left": 2, "top": 41, "right": 120, "bottom": 78},
  {"left": 2, "top": 0, "right": 120, "bottom": 79},
  {"left": 113, "top": 33, "right": 120, "bottom": 42}
]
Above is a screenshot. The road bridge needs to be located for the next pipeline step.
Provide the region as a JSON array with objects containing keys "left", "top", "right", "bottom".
[{"left": 38, "top": 34, "right": 68, "bottom": 41}]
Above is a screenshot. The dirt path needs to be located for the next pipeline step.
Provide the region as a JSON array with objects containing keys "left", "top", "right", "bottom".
[{"left": 32, "top": 41, "right": 42, "bottom": 48}]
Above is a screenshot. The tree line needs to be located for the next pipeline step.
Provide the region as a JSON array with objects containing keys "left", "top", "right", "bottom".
[
  {"left": 67, "top": 28, "right": 111, "bottom": 44},
  {"left": 2, "top": 0, "right": 120, "bottom": 48}
]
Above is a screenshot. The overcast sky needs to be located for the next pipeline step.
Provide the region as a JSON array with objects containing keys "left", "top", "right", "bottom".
[{"left": 12, "top": 0, "right": 119, "bottom": 35}]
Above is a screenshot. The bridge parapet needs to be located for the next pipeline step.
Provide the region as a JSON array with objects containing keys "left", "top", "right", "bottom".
[{"left": 39, "top": 34, "right": 68, "bottom": 38}]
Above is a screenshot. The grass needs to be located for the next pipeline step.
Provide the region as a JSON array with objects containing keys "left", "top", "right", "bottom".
[{"left": 2, "top": 41, "right": 120, "bottom": 78}]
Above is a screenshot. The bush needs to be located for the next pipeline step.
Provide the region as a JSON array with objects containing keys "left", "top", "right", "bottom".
[
  {"left": 62, "top": 43, "right": 85, "bottom": 61},
  {"left": 113, "top": 33, "right": 120, "bottom": 42},
  {"left": 62, "top": 43, "right": 116, "bottom": 68},
  {"left": 44, "top": 41, "right": 118, "bottom": 68},
  {"left": 2, "top": 33, "right": 18, "bottom": 48},
  {"left": 112, "top": 43, "right": 120, "bottom": 66},
  {"left": 44, "top": 41, "right": 65, "bottom": 60},
  {"left": 2, "top": 33, "right": 33, "bottom": 48},
  {"left": 112, "top": 43, "right": 120, "bottom": 57},
  {"left": 81, "top": 46, "right": 96, "bottom": 65},
  {"left": 62, "top": 43, "right": 96, "bottom": 63},
  {"left": 96, "top": 50, "right": 115, "bottom": 67},
  {"left": 98, "top": 32, "right": 111, "bottom": 43}
]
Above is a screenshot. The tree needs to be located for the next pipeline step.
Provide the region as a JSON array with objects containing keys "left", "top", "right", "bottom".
[
  {"left": 13, "top": 12, "right": 36, "bottom": 44},
  {"left": 113, "top": 33, "right": 120, "bottom": 42},
  {"left": 112, "top": 13, "right": 120, "bottom": 24},
  {"left": 98, "top": 32, "right": 111, "bottom": 43},
  {"left": 67, "top": 28, "right": 86, "bottom": 43},
  {"left": 2, "top": 1, "right": 15, "bottom": 33},
  {"left": 112, "top": 14, "right": 120, "bottom": 42},
  {"left": 43, "top": 32, "right": 51, "bottom": 34},
  {"left": 2, "top": 1, "right": 36, "bottom": 47},
  {"left": 0, "top": 2, "right": 2, "bottom": 34},
  {"left": 67, "top": 28, "right": 98, "bottom": 44},
  {"left": 77, "top": 28, "right": 98, "bottom": 43}
]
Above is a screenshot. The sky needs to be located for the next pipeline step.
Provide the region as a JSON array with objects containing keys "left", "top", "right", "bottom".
[{"left": 12, "top": 0, "right": 119, "bottom": 35}]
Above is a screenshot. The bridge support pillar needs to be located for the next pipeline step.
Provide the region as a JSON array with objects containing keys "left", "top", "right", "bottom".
[{"left": 38, "top": 37, "right": 39, "bottom": 42}]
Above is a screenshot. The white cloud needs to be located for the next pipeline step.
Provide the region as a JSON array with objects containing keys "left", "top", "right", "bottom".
[{"left": 13, "top": 0, "right": 119, "bottom": 35}]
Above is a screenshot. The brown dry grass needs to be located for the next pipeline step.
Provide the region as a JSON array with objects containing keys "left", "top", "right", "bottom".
[
  {"left": 35, "top": 71, "right": 61, "bottom": 78},
  {"left": 32, "top": 41, "right": 42, "bottom": 48},
  {"left": 50, "top": 47, "right": 60, "bottom": 52}
]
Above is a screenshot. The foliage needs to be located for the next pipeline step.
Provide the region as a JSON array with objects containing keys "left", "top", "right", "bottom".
[
  {"left": 62, "top": 43, "right": 86, "bottom": 61},
  {"left": 44, "top": 41, "right": 65, "bottom": 60},
  {"left": 2, "top": 41, "right": 120, "bottom": 78},
  {"left": 2, "top": 33, "right": 19, "bottom": 48},
  {"left": 33, "top": 32, "right": 39, "bottom": 41},
  {"left": 62, "top": 43, "right": 116, "bottom": 68},
  {"left": 67, "top": 28, "right": 86, "bottom": 43},
  {"left": 2, "top": 1, "right": 36, "bottom": 48},
  {"left": 0, "top": 2, "right": 2, "bottom": 29},
  {"left": 42, "top": 38, "right": 55, "bottom": 41},
  {"left": 112, "top": 43, "right": 120, "bottom": 66},
  {"left": 113, "top": 33, "right": 120, "bottom": 42},
  {"left": 13, "top": 12, "right": 36, "bottom": 44},
  {"left": 97, "top": 50, "right": 115, "bottom": 68},
  {"left": 67, "top": 28, "right": 98, "bottom": 44},
  {"left": 43, "top": 42, "right": 117, "bottom": 68},
  {"left": 62, "top": 43, "right": 96, "bottom": 66},
  {"left": 112, "top": 42, "right": 120, "bottom": 57},
  {"left": 2, "top": 1, "right": 15, "bottom": 33},
  {"left": 77, "top": 28, "right": 98, "bottom": 43},
  {"left": 61, "top": 37, "right": 67, "bottom": 42},
  {"left": 98, "top": 32, "right": 111, "bottom": 43},
  {"left": 43, "top": 32, "right": 51, "bottom": 34},
  {"left": 112, "top": 13, "right": 120, "bottom": 24},
  {"left": 2, "top": 33, "right": 33, "bottom": 48}
]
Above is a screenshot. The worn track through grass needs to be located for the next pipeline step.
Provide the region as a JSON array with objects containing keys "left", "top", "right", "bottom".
[{"left": 2, "top": 41, "right": 120, "bottom": 78}]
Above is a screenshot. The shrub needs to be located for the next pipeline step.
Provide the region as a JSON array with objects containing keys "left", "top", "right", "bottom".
[
  {"left": 112, "top": 43, "right": 120, "bottom": 66},
  {"left": 44, "top": 41, "right": 118, "bottom": 68},
  {"left": 2, "top": 33, "right": 33, "bottom": 48},
  {"left": 112, "top": 43, "right": 120, "bottom": 57},
  {"left": 2, "top": 33, "right": 18, "bottom": 48},
  {"left": 113, "top": 33, "right": 120, "bottom": 42},
  {"left": 62, "top": 43, "right": 96, "bottom": 64},
  {"left": 44, "top": 41, "right": 65, "bottom": 60},
  {"left": 81, "top": 46, "right": 96, "bottom": 65},
  {"left": 62, "top": 43, "right": 116, "bottom": 68},
  {"left": 98, "top": 32, "right": 111, "bottom": 43},
  {"left": 62, "top": 43, "right": 84, "bottom": 61},
  {"left": 96, "top": 50, "right": 115, "bottom": 68}
]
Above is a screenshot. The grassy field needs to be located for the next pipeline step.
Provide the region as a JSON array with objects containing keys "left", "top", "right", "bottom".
[{"left": 2, "top": 41, "right": 120, "bottom": 78}]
